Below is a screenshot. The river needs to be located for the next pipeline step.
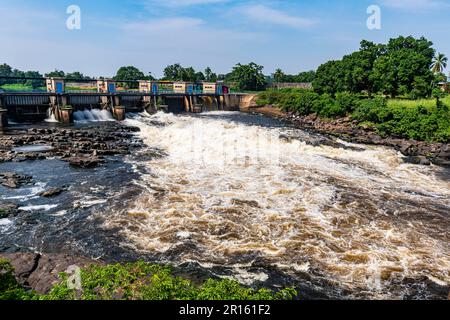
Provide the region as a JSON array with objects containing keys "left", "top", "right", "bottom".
[{"left": 1, "top": 111, "right": 449, "bottom": 299}]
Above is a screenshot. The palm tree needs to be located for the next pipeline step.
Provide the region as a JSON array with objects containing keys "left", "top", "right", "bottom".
[
  {"left": 273, "top": 68, "right": 285, "bottom": 83},
  {"left": 431, "top": 53, "right": 448, "bottom": 74}
]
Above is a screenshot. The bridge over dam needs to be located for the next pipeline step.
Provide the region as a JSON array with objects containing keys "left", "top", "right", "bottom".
[{"left": 0, "top": 77, "right": 256, "bottom": 128}]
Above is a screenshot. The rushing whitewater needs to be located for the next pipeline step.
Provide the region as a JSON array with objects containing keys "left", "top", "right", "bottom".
[
  {"left": 73, "top": 109, "right": 115, "bottom": 122},
  {"left": 103, "top": 111, "right": 450, "bottom": 299}
]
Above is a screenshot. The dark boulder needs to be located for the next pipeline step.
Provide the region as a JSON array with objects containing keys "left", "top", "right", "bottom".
[
  {"left": 0, "top": 202, "right": 19, "bottom": 218},
  {"left": 0, "top": 172, "right": 33, "bottom": 188},
  {"left": 66, "top": 156, "right": 101, "bottom": 168}
]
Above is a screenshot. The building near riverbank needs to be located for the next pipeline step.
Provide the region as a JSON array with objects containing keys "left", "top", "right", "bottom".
[{"left": 267, "top": 82, "right": 313, "bottom": 90}]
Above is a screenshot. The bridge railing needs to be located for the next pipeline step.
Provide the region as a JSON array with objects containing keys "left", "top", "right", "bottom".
[{"left": 0, "top": 76, "right": 226, "bottom": 95}]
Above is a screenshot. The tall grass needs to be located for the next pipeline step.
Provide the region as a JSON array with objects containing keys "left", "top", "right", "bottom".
[{"left": 388, "top": 96, "right": 450, "bottom": 110}]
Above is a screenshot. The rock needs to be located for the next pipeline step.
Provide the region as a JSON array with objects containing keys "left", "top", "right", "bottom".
[
  {"left": 0, "top": 253, "right": 100, "bottom": 294},
  {"left": 406, "top": 156, "right": 431, "bottom": 166},
  {"left": 0, "top": 123, "right": 143, "bottom": 165},
  {"left": 67, "top": 156, "right": 101, "bottom": 168},
  {"left": 232, "top": 199, "right": 261, "bottom": 208},
  {"left": 0, "top": 202, "right": 19, "bottom": 218},
  {"left": 0, "top": 172, "right": 33, "bottom": 188},
  {"left": 39, "top": 187, "right": 66, "bottom": 198}
]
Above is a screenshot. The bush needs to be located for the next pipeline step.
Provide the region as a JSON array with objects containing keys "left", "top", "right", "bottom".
[
  {"left": 352, "top": 97, "right": 388, "bottom": 123},
  {"left": 257, "top": 90, "right": 360, "bottom": 118},
  {"left": 37, "top": 261, "right": 297, "bottom": 301},
  {"left": 0, "top": 259, "right": 36, "bottom": 300},
  {"left": 352, "top": 99, "right": 450, "bottom": 142}
]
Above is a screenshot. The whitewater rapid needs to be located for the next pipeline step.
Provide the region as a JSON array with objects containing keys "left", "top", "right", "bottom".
[{"left": 105, "top": 111, "right": 449, "bottom": 299}]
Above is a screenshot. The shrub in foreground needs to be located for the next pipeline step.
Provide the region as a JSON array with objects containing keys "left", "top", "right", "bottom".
[{"left": 0, "top": 260, "right": 297, "bottom": 301}]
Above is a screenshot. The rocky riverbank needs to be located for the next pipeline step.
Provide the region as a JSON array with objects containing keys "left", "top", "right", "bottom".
[
  {"left": 0, "top": 124, "right": 143, "bottom": 168},
  {"left": 0, "top": 253, "right": 99, "bottom": 294},
  {"left": 243, "top": 105, "right": 450, "bottom": 167}
]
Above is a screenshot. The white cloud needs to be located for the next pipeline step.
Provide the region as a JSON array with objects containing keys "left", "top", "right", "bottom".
[
  {"left": 144, "top": 0, "right": 228, "bottom": 8},
  {"left": 380, "top": 0, "right": 448, "bottom": 10},
  {"left": 239, "top": 4, "right": 315, "bottom": 29}
]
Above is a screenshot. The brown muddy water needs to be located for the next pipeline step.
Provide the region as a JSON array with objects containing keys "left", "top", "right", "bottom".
[{"left": 1, "top": 111, "right": 449, "bottom": 299}]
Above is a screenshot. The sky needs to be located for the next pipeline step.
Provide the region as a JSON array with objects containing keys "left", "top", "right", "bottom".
[{"left": 0, "top": 0, "right": 449, "bottom": 78}]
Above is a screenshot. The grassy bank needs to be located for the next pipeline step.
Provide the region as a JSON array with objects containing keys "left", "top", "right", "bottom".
[
  {"left": 0, "top": 259, "right": 297, "bottom": 301},
  {"left": 0, "top": 84, "right": 46, "bottom": 92},
  {"left": 257, "top": 88, "right": 450, "bottom": 143}
]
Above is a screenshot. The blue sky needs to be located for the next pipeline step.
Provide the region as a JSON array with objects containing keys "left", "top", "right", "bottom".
[{"left": 0, "top": 0, "right": 449, "bottom": 77}]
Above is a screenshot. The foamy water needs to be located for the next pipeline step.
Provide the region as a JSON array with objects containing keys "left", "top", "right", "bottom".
[
  {"left": 103, "top": 111, "right": 449, "bottom": 299},
  {"left": 73, "top": 109, "right": 115, "bottom": 122}
]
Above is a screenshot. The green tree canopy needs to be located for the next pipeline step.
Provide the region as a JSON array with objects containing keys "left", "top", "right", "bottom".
[
  {"left": 226, "top": 62, "right": 267, "bottom": 91},
  {"left": 65, "top": 71, "right": 91, "bottom": 80},
  {"left": 313, "top": 36, "right": 436, "bottom": 99},
  {"left": 45, "top": 70, "right": 65, "bottom": 78},
  {"left": 372, "top": 36, "right": 434, "bottom": 98},
  {"left": 204, "top": 67, "right": 217, "bottom": 82},
  {"left": 114, "top": 66, "right": 146, "bottom": 81},
  {"left": 274, "top": 68, "right": 285, "bottom": 83}
]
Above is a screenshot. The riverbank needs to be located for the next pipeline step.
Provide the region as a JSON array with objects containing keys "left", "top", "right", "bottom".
[
  {"left": 241, "top": 104, "right": 450, "bottom": 167},
  {"left": 0, "top": 254, "right": 296, "bottom": 300}
]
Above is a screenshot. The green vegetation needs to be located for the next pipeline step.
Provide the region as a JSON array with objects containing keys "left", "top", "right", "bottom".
[
  {"left": 257, "top": 88, "right": 361, "bottom": 118},
  {"left": 257, "top": 88, "right": 450, "bottom": 142},
  {"left": 0, "top": 83, "right": 46, "bottom": 92},
  {"left": 65, "top": 86, "right": 97, "bottom": 92},
  {"left": 431, "top": 52, "right": 448, "bottom": 74},
  {"left": 273, "top": 69, "right": 316, "bottom": 83},
  {"left": 226, "top": 62, "right": 267, "bottom": 92},
  {"left": 354, "top": 98, "right": 450, "bottom": 142},
  {"left": 0, "top": 260, "right": 296, "bottom": 301},
  {"left": 313, "top": 36, "right": 437, "bottom": 98},
  {"left": 0, "top": 259, "right": 35, "bottom": 300}
]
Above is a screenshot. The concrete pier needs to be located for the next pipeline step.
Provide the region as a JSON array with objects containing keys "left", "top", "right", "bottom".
[
  {"left": 112, "top": 106, "right": 126, "bottom": 121},
  {"left": 58, "top": 106, "right": 74, "bottom": 124},
  {"left": 0, "top": 109, "right": 8, "bottom": 129}
]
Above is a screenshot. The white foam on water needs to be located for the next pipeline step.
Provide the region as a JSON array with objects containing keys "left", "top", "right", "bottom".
[
  {"left": 74, "top": 109, "right": 115, "bottom": 122},
  {"left": 0, "top": 218, "right": 12, "bottom": 226},
  {"left": 45, "top": 109, "right": 58, "bottom": 123},
  {"left": 19, "top": 204, "right": 58, "bottom": 212},
  {"left": 49, "top": 210, "right": 68, "bottom": 217},
  {"left": 74, "top": 199, "right": 107, "bottom": 208},
  {"left": 2, "top": 182, "right": 47, "bottom": 201},
  {"left": 110, "top": 112, "right": 450, "bottom": 298}
]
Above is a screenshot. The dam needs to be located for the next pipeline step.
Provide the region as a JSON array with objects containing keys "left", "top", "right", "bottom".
[{"left": 0, "top": 77, "right": 250, "bottom": 127}]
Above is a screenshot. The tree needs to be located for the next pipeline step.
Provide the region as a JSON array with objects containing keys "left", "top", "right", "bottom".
[
  {"left": 163, "top": 64, "right": 185, "bottom": 81},
  {"left": 45, "top": 70, "right": 65, "bottom": 78},
  {"left": 114, "top": 66, "right": 145, "bottom": 81},
  {"left": 114, "top": 66, "right": 146, "bottom": 89},
  {"left": 313, "top": 60, "right": 344, "bottom": 94},
  {"left": 182, "top": 67, "right": 196, "bottom": 82},
  {"left": 431, "top": 53, "right": 448, "bottom": 74},
  {"left": 372, "top": 36, "right": 434, "bottom": 98},
  {"left": 195, "top": 72, "right": 205, "bottom": 82},
  {"left": 24, "top": 71, "right": 44, "bottom": 89},
  {"left": 313, "top": 36, "right": 435, "bottom": 98},
  {"left": 66, "top": 71, "right": 91, "bottom": 80},
  {"left": 204, "top": 67, "right": 217, "bottom": 82},
  {"left": 274, "top": 68, "right": 285, "bottom": 83},
  {"left": 226, "top": 62, "right": 267, "bottom": 91},
  {"left": 295, "top": 71, "right": 316, "bottom": 83}
]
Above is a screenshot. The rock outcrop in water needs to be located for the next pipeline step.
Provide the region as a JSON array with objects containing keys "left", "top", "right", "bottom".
[
  {"left": 0, "top": 172, "right": 33, "bottom": 188},
  {"left": 0, "top": 124, "right": 143, "bottom": 167},
  {"left": 0, "top": 202, "right": 19, "bottom": 219}
]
